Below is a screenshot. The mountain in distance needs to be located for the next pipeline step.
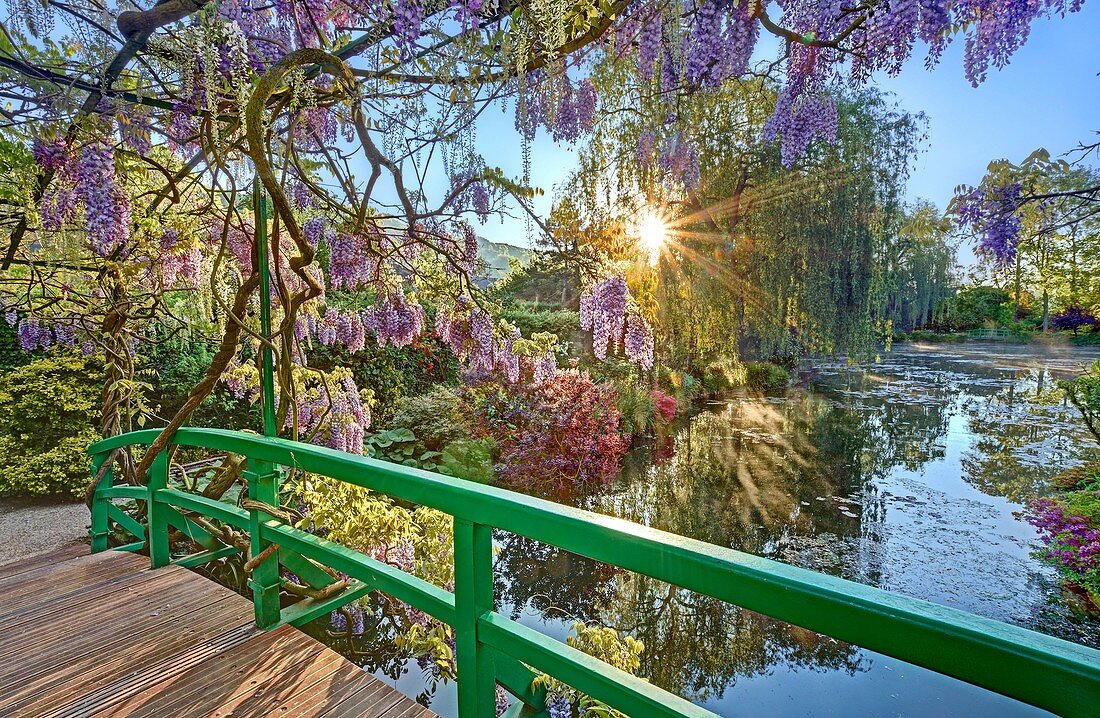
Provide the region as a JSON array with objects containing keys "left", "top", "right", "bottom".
[{"left": 477, "top": 237, "right": 532, "bottom": 283}]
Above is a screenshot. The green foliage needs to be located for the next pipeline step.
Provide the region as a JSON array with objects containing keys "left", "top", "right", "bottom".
[
  {"left": 658, "top": 366, "right": 702, "bottom": 407},
  {"left": 499, "top": 305, "right": 580, "bottom": 351},
  {"left": 389, "top": 387, "right": 466, "bottom": 451},
  {"left": 903, "top": 330, "right": 967, "bottom": 343},
  {"left": 294, "top": 474, "right": 457, "bottom": 674},
  {"left": 744, "top": 362, "right": 789, "bottom": 392},
  {"left": 1072, "top": 329, "right": 1100, "bottom": 346},
  {"left": 492, "top": 254, "right": 580, "bottom": 308},
  {"left": 934, "top": 285, "right": 1013, "bottom": 331},
  {"left": 436, "top": 437, "right": 496, "bottom": 484},
  {"left": 367, "top": 425, "right": 496, "bottom": 484},
  {"left": 884, "top": 201, "right": 958, "bottom": 332},
  {"left": 141, "top": 334, "right": 258, "bottom": 430},
  {"left": 1060, "top": 361, "right": 1100, "bottom": 445},
  {"left": 534, "top": 622, "right": 645, "bottom": 718},
  {"left": 702, "top": 357, "right": 745, "bottom": 393},
  {"left": 0, "top": 353, "right": 102, "bottom": 496},
  {"left": 311, "top": 334, "right": 459, "bottom": 426},
  {"left": 613, "top": 378, "right": 656, "bottom": 436},
  {"left": 559, "top": 82, "right": 927, "bottom": 365},
  {"left": 0, "top": 321, "right": 31, "bottom": 372}
]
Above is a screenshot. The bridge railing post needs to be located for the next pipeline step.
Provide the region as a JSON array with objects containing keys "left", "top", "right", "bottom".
[
  {"left": 245, "top": 458, "right": 282, "bottom": 628},
  {"left": 89, "top": 452, "right": 113, "bottom": 553},
  {"left": 454, "top": 519, "right": 496, "bottom": 717},
  {"left": 147, "top": 449, "right": 171, "bottom": 568}
]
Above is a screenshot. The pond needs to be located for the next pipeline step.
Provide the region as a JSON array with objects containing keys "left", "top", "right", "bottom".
[{"left": 313, "top": 342, "right": 1100, "bottom": 717}]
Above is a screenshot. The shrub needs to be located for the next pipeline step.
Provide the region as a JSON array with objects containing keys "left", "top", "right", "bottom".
[
  {"left": 1059, "top": 361, "right": 1100, "bottom": 445},
  {"left": 744, "top": 361, "right": 789, "bottom": 392},
  {"left": 614, "top": 379, "right": 656, "bottom": 436},
  {"left": 699, "top": 358, "right": 743, "bottom": 391},
  {"left": 0, "top": 353, "right": 102, "bottom": 497},
  {"left": 1052, "top": 306, "right": 1099, "bottom": 335},
  {"left": 389, "top": 387, "right": 466, "bottom": 451},
  {"left": 437, "top": 438, "right": 496, "bottom": 484},
  {"left": 934, "top": 285, "right": 1013, "bottom": 331},
  {"left": 658, "top": 366, "right": 702, "bottom": 406},
  {"left": 366, "top": 427, "right": 495, "bottom": 485},
  {"left": 499, "top": 305, "right": 580, "bottom": 343},
  {"left": 1025, "top": 493, "right": 1100, "bottom": 598},
  {"left": 311, "top": 334, "right": 459, "bottom": 426},
  {"left": 652, "top": 390, "right": 677, "bottom": 422},
  {"left": 141, "top": 334, "right": 257, "bottom": 430},
  {"left": 464, "top": 371, "right": 627, "bottom": 495}
]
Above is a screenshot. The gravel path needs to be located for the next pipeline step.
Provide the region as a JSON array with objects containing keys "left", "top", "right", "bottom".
[{"left": 0, "top": 497, "right": 89, "bottom": 566}]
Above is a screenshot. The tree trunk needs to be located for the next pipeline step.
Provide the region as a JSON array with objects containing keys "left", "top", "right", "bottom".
[
  {"left": 1042, "top": 290, "right": 1050, "bottom": 333},
  {"left": 1014, "top": 251, "right": 1023, "bottom": 321}
]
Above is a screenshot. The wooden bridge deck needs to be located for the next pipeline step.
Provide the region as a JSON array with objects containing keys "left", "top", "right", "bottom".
[{"left": 0, "top": 545, "right": 435, "bottom": 718}]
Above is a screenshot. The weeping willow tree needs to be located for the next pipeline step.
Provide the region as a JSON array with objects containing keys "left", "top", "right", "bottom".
[
  {"left": 550, "top": 70, "right": 927, "bottom": 366},
  {"left": 881, "top": 200, "right": 958, "bottom": 332}
]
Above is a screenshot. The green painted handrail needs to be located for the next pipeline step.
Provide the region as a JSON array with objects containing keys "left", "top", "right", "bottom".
[{"left": 89, "top": 427, "right": 1100, "bottom": 717}]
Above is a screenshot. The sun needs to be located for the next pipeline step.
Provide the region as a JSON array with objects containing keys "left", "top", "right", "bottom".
[{"left": 635, "top": 210, "right": 669, "bottom": 264}]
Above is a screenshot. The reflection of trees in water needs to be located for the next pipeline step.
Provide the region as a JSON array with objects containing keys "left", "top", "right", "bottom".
[
  {"left": 492, "top": 533, "right": 621, "bottom": 623},
  {"left": 961, "top": 368, "right": 1089, "bottom": 502},
  {"left": 489, "top": 399, "right": 884, "bottom": 702},
  {"left": 814, "top": 366, "right": 958, "bottom": 479},
  {"left": 601, "top": 574, "right": 867, "bottom": 703},
  {"left": 492, "top": 535, "right": 867, "bottom": 704},
  {"left": 606, "top": 396, "right": 906, "bottom": 564}
]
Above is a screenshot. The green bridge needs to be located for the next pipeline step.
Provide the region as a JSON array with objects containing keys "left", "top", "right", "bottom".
[{"left": 88, "top": 427, "right": 1100, "bottom": 718}]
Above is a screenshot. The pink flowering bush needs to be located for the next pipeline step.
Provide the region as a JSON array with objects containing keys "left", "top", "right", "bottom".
[
  {"left": 1025, "top": 490, "right": 1100, "bottom": 599},
  {"left": 652, "top": 389, "right": 677, "bottom": 422},
  {"left": 464, "top": 370, "right": 628, "bottom": 496}
]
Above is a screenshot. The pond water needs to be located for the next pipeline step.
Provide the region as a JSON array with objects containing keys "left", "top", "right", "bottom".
[{"left": 317, "top": 343, "right": 1100, "bottom": 716}]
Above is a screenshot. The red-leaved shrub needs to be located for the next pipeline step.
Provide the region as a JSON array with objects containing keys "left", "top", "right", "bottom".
[
  {"left": 463, "top": 370, "right": 628, "bottom": 495},
  {"left": 652, "top": 389, "right": 677, "bottom": 422}
]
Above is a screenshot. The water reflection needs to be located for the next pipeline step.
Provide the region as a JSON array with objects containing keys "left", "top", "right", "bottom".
[{"left": 494, "top": 343, "right": 1100, "bottom": 716}]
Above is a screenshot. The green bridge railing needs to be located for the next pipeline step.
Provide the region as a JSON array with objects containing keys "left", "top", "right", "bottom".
[
  {"left": 967, "top": 328, "right": 1012, "bottom": 340},
  {"left": 89, "top": 427, "right": 1100, "bottom": 718}
]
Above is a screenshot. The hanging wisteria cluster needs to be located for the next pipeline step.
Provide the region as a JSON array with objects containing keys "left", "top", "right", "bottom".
[
  {"left": 614, "top": 0, "right": 1086, "bottom": 171},
  {"left": 11, "top": 314, "right": 87, "bottom": 353},
  {"left": 436, "top": 298, "right": 520, "bottom": 382},
  {"left": 579, "top": 275, "right": 655, "bottom": 370},
  {"left": 292, "top": 368, "right": 373, "bottom": 454},
  {"left": 955, "top": 182, "right": 1024, "bottom": 265},
  {"left": 36, "top": 139, "right": 132, "bottom": 257},
  {"left": 515, "top": 73, "right": 599, "bottom": 144},
  {"left": 158, "top": 230, "right": 204, "bottom": 289}
]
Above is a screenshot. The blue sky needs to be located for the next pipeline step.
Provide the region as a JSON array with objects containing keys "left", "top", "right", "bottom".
[{"left": 470, "top": 3, "right": 1100, "bottom": 251}]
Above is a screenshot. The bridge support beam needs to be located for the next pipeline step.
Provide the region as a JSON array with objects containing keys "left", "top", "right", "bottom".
[
  {"left": 246, "top": 460, "right": 282, "bottom": 629},
  {"left": 454, "top": 519, "right": 496, "bottom": 717}
]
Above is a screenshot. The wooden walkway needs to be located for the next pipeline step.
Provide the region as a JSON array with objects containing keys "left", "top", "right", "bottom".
[{"left": 0, "top": 545, "right": 436, "bottom": 718}]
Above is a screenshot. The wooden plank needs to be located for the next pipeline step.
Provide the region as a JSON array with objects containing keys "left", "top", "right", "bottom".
[
  {"left": 0, "top": 547, "right": 437, "bottom": 718},
  {"left": 381, "top": 702, "right": 437, "bottom": 718},
  {"left": 203, "top": 643, "right": 350, "bottom": 717},
  {"left": 0, "top": 567, "right": 187, "bottom": 642},
  {"left": 318, "top": 679, "right": 407, "bottom": 718},
  {"left": 0, "top": 542, "right": 88, "bottom": 579},
  {"left": 26, "top": 593, "right": 254, "bottom": 716},
  {"left": 0, "top": 566, "right": 223, "bottom": 672},
  {"left": 256, "top": 662, "right": 391, "bottom": 717},
  {"left": 0, "top": 575, "right": 234, "bottom": 711},
  {"left": 51, "top": 624, "right": 261, "bottom": 718},
  {"left": 99, "top": 626, "right": 315, "bottom": 717},
  {"left": 0, "top": 549, "right": 142, "bottom": 599}
]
